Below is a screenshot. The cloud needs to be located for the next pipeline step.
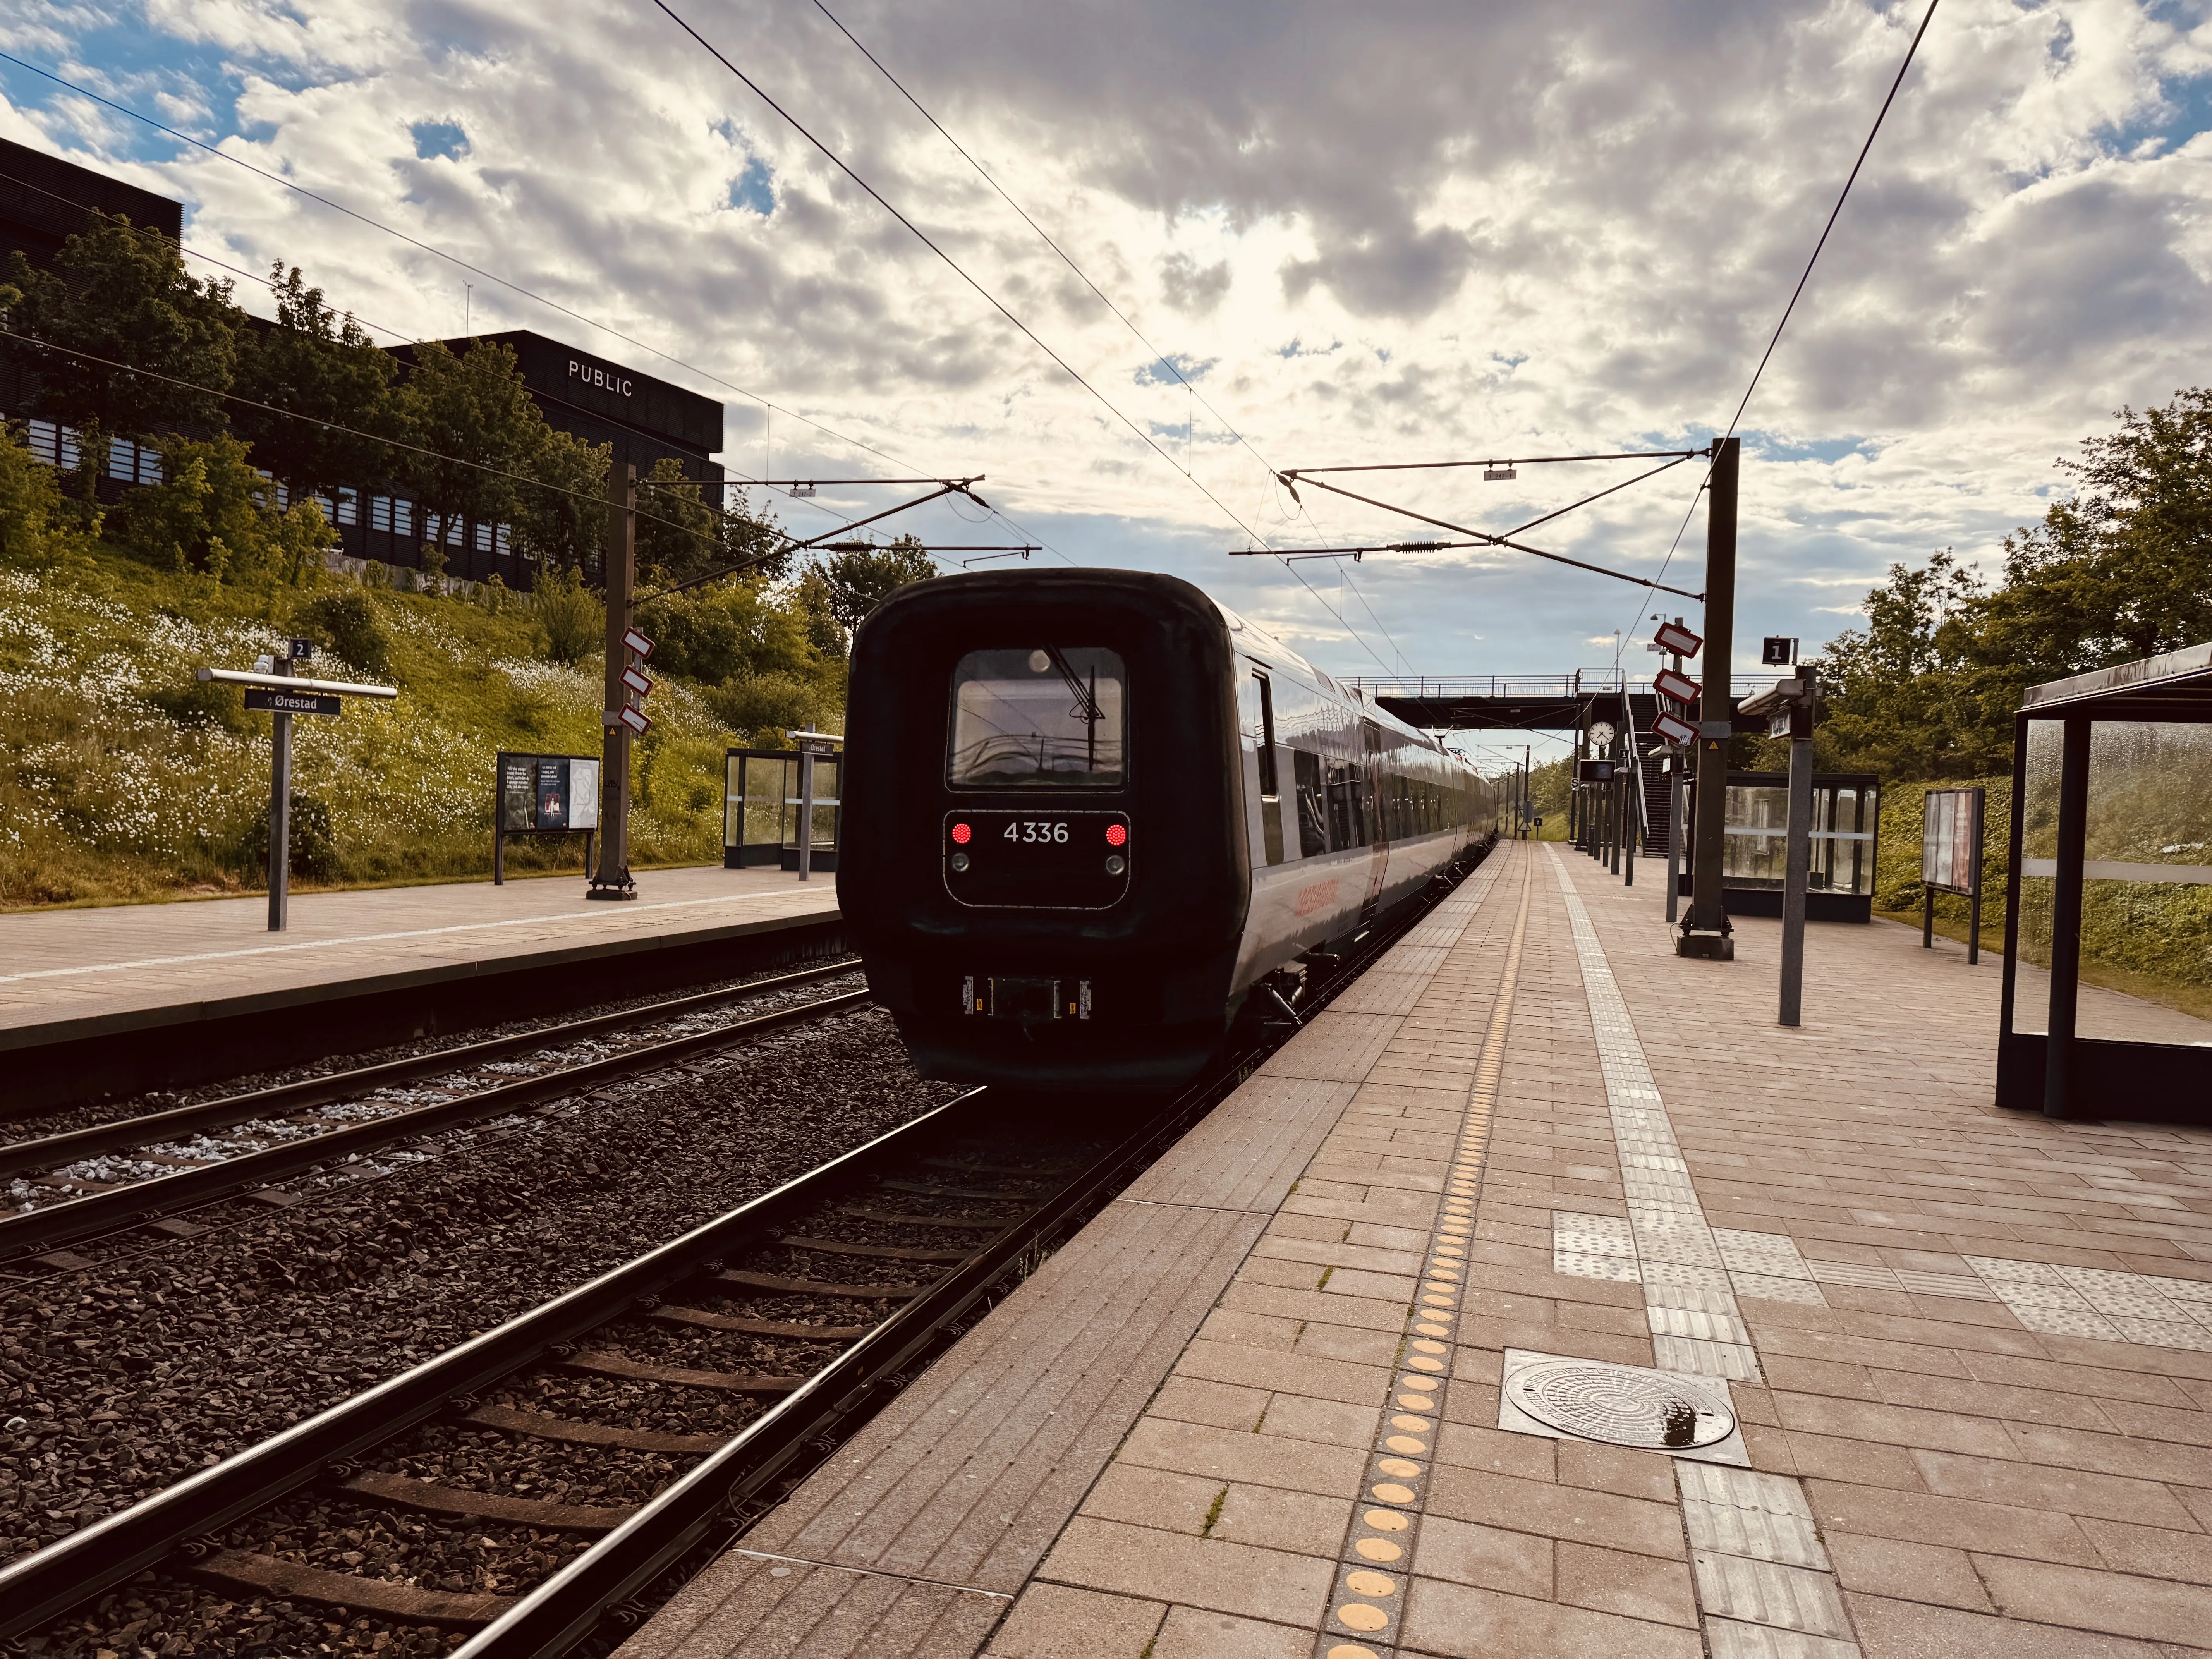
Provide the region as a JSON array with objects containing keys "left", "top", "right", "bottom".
[
  {"left": 1160, "top": 250, "right": 1230, "bottom": 313},
  {"left": 2, "top": 0, "right": 2208, "bottom": 689}
]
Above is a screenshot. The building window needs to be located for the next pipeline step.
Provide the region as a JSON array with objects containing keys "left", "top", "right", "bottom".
[
  {"left": 474, "top": 522, "right": 491, "bottom": 553},
  {"left": 425, "top": 513, "right": 441, "bottom": 545},
  {"left": 395, "top": 499, "right": 414, "bottom": 538},
  {"left": 447, "top": 515, "right": 464, "bottom": 546},
  {"left": 371, "top": 495, "right": 392, "bottom": 533},
  {"left": 336, "top": 488, "right": 358, "bottom": 527},
  {"left": 107, "top": 439, "right": 137, "bottom": 482},
  {"left": 495, "top": 524, "right": 511, "bottom": 557}
]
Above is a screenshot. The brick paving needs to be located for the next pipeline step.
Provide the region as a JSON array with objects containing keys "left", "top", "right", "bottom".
[
  {"left": 0, "top": 864, "right": 835, "bottom": 1035},
  {"left": 623, "top": 838, "right": 2212, "bottom": 1657}
]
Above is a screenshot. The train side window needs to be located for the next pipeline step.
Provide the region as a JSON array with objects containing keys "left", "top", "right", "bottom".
[
  {"left": 1240, "top": 670, "right": 1284, "bottom": 866},
  {"left": 1293, "top": 749, "right": 1329, "bottom": 857},
  {"left": 1252, "top": 674, "right": 1279, "bottom": 796}
]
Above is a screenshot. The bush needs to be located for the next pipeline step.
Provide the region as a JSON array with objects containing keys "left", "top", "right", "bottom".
[
  {"left": 0, "top": 423, "right": 96, "bottom": 568},
  {"left": 142, "top": 676, "right": 249, "bottom": 733},
  {"left": 532, "top": 565, "right": 604, "bottom": 666},
  {"left": 292, "top": 588, "right": 392, "bottom": 677},
  {"left": 708, "top": 670, "right": 828, "bottom": 742},
  {"left": 238, "top": 790, "right": 341, "bottom": 882}
]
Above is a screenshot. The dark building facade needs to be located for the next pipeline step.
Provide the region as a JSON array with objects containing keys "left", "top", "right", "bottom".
[{"left": 0, "top": 138, "right": 723, "bottom": 589}]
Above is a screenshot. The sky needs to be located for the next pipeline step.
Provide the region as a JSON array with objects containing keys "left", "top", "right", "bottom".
[{"left": 5, "top": 0, "right": 2211, "bottom": 765}]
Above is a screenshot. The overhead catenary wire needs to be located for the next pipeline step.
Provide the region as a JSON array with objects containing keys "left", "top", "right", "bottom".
[
  {"left": 651, "top": 1, "right": 1404, "bottom": 675},
  {"left": 1606, "top": 0, "right": 1942, "bottom": 675},
  {"left": 0, "top": 323, "right": 967, "bottom": 575},
  {"left": 0, "top": 52, "right": 950, "bottom": 495},
  {"left": 805, "top": 0, "right": 1413, "bottom": 673}
]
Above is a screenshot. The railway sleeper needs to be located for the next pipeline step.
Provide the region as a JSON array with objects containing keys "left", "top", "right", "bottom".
[{"left": 187, "top": 1548, "right": 517, "bottom": 1628}]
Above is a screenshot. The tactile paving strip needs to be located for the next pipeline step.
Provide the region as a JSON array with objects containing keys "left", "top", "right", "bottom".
[
  {"left": 1312, "top": 862, "right": 1532, "bottom": 1659},
  {"left": 1547, "top": 850, "right": 1760, "bottom": 1382},
  {"left": 1545, "top": 849, "right": 1862, "bottom": 1657},
  {"left": 1551, "top": 1214, "right": 2212, "bottom": 1351}
]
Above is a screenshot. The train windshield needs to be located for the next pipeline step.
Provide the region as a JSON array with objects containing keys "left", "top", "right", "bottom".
[{"left": 949, "top": 647, "right": 1126, "bottom": 787}]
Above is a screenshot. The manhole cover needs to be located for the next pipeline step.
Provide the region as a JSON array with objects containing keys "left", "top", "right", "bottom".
[{"left": 1505, "top": 1358, "right": 1735, "bottom": 1450}]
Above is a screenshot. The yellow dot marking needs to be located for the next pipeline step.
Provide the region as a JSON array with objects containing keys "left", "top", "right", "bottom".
[
  {"left": 1432, "top": 1244, "right": 1465, "bottom": 1257},
  {"left": 1346, "top": 1570, "right": 1398, "bottom": 1597},
  {"left": 1355, "top": 1537, "right": 1403, "bottom": 1563},
  {"left": 1385, "top": 1435, "right": 1427, "bottom": 1454},
  {"left": 1420, "top": 1294, "right": 1456, "bottom": 1307},
  {"left": 1407, "top": 1355, "right": 1444, "bottom": 1372},
  {"left": 1400, "top": 1375, "right": 1439, "bottom": 1392},
  {"left": 1336, "top": 1602, "right": 1390, "bottom": 1633},
  {"left": 1377, "top": 1457, "right": 1422, "bottom": 1478},
  {"left": 1396, "top": 1393, "right": 1433, "bottom": 1408},
  {"left": 1391, "top": 1414, "right": 1432, "bottom": 1432},
  {"left": 1364, "top": 1508, "right": 1410, "bottom": 1531},
  {"left": 1411, "top": 1339, "right": 1448, "bottom": 1355},
  {"left": 1370, "top": 1482, "right": 1417, "bottom": 1504},
  {"left": 1328, "top": 1647, "right": 1382, "bottom": 1659},
  {"left": 1414, "top": 1323, "right": 1450, "bottom": 1338}
]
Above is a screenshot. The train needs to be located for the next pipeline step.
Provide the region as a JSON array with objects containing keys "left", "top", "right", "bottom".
[{"left": 837, "top": 568, "right": 1500, "bottom": 1089}]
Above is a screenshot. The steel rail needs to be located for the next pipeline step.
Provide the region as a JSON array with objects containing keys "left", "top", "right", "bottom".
[
  {"left": 455, "top": 841, "right": 1498, "bottom": 1656},
  {"left": 0, "top": 1092, "right": 979, "bottom": 1639},
  {"left": 0, "top": 986, "right": 873, "bottom": 1263},
  {"left": 453, "top": 1082, "right": 1219, "bottom": 1656},
  {"left": 0, "top": 841, "right": 1496, "bottom": 1649},
  {"left": 1, "top": 958, "right": 865, "bottom": 1181}
]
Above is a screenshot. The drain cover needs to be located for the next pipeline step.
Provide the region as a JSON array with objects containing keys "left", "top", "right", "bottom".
[{"left": 1505, "top": 1357, "right": 1736, "bottom": 1450}]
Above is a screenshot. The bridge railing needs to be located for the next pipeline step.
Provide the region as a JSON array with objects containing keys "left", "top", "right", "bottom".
[{"left": 1341, "top": 672, "right": 1794, "bottom": 703}]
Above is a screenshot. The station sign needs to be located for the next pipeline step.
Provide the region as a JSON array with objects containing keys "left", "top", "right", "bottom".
[
  {"left": 1650, "top": 709, "right": 1698, "bottom": 746},
  {"left": 1762, "top": 636, "right": 1800, "bottom": 666},
  {"left": 1576, "top": 758, "right": 1618, "bottom": 783},
  {"left": 244, "top": 687, "right": 341, "bottom": 717},
  {"left": 1653, "top": 620, "right": 1702, "bottom": 658},
  {"left": 1653, "top": 667, "right": 1699, "bottom": 706}
]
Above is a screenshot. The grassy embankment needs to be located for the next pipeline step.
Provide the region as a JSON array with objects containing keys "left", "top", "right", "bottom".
[{"left": 0, "top": 549, "right": 743, "bottom": 909}]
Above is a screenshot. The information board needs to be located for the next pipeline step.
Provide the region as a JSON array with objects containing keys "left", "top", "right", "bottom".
[
  {"left": 1922, "top": 788, "right": 1981, "bottom": 896},
  {"left": 493, "top": 751, "right": 601, "bottom": 882},
  {"left": 244, "top": 687, "right": 342, "bottom": 717}
]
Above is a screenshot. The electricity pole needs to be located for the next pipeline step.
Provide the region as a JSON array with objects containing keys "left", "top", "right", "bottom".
[
  {"left": 589, "top": 464, "right": 638, "bottom": 900},
  {"left": 1680, "top": 436, "right": 1738, "bottom": 959}
]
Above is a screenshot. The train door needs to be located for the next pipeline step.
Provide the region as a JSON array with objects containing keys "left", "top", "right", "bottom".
[{"left": 1358, "top": 719, "right": 1389, "bottom": 919}]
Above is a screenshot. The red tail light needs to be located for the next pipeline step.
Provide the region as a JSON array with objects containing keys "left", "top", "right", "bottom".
[
  {"left": 1105, "top": 823, "right": 1127, "bottom": 847},
  {"left": 950, "top": 822, "right": 972, "bottom": 844}
]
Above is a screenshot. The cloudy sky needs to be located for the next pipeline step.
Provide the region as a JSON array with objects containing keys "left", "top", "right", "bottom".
[{"left": 5, "top": 0, "right": 2209, "bottom": 757}]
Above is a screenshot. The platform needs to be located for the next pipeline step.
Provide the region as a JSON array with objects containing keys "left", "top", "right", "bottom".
[
  {"left": 622, "top": 840, "right": 2212, "bottom": 1659},
  {"left": 0, "top": 866, "right": 842, "bottom": 1111}
]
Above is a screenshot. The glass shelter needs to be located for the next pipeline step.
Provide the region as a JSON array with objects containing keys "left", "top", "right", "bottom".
[
  {"left": 723, "top": 748, "right": 842, "bottom": 873},
  {"left": 1679, "top": 771, "right": 1881, "bottom": 923},
  {"left": 1999, "top": 644, "right": 2212, "bottom": 1121}
]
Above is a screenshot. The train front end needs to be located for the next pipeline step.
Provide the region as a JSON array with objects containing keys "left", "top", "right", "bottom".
[{"left": 838, "top": 569, "right": 1249, "bottom": 1089}]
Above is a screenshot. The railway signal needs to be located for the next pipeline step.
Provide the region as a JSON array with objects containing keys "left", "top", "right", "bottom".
[
  {"left": 1654, "top": 666, "right": 1699, "bottom": 707},
  {"left": 1650, "top": 708, "right": 1697, "bottom": 747},
  {"left": 1654, "top": 619, "right": 1703, "bottom": 658}
]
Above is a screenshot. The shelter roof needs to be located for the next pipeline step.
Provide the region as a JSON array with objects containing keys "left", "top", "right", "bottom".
[{"left": 2021, "top": 641, "right": 2212, "bottom": 720}]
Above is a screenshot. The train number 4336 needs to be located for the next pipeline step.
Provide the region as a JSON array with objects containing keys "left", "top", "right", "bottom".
[{"left": 1005, "top": 821, "right": 1070, "bottom": 843}]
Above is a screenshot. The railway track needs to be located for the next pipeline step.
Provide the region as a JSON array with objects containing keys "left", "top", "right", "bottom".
[
  {"left": 0, "top": 960, "right": 869, "bottom": 1270},
  {"left": 2, "top": 846, "right": 1491, "bottom": 1658}
]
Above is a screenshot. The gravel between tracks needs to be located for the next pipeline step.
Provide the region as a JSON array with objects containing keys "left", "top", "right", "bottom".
[
  {"left": 4, "top": 957, "right": 857, "bottom": 1144},
  {"left": 0, "top": 1005, "right": 958, "bottom": 1573}
]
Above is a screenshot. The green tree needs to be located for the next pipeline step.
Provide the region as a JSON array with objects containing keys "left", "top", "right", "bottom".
[
  {"left": 390, "top": 338, "right": 545, "bottom": 540},
  {"left": 816, "top": 535, "right": 938, "bottom": 653},
  {"left": 1810, "top": 549, "right": 2006, "bottom": 779},
  {"left": 0, "top": 421, "right": 97, "bottom": 568},
  {"left": 109, "top": 433, "right": 282, "bottom": 580},
  {"left": 230, "top": 264, "right": 399, "bottom": 500},
  {"left": 4, "top": 213, "right": 242, "bottom": 495},
  {"left": 512, "top": 428, "right": 611, "bottom": 574},
  {"left": 1978, "top": 388, "right": 2212, "bottom": 677}
]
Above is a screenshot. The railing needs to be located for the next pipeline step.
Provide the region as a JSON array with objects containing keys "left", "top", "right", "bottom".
[{"left": 1341, "top": 672, "right": 1795, "bottom": 703}]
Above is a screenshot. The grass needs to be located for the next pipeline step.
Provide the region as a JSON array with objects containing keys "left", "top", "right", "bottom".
[{"left": 0, "top": 546, "right": 760, "bottom": 910}]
